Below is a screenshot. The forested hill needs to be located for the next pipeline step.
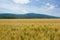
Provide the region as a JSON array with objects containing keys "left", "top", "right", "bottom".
[{"left": 0, "top": 13, "right": 59, "bottom": 19}]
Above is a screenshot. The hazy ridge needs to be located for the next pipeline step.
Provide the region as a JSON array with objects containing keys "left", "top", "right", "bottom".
[{"left": 0, "top": 13, "right": 59, "bottom": 19}]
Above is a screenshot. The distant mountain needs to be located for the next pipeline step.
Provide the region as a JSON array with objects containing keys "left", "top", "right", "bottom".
[{"left": 0, "top": 13, "right": 59, "bottom": 19}]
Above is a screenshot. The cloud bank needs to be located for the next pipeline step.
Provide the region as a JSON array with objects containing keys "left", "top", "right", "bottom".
[{"left": 0, "top": 0, "right": 60, "bottom": 17}]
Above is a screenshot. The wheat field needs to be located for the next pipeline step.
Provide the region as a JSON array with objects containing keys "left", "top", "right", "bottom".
[{"left": 0, "top": 19, "right": 60, "bottom": 40}]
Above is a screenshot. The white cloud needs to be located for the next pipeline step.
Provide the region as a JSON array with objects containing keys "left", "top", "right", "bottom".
[
  {"left": 0, "top": 1, "right": 60, "bottom": 17},
  {"left": 13, "top": 0, "right": 30, "bottom": 4},
  {"left": 21, "top": 9, "right": 29, "bottom": 13},
  {"left": 45, "top": 3, "right": 55, "bottom": 9}
]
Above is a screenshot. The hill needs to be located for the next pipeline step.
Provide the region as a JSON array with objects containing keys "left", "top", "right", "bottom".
[{"left": 0, "top": 13, "right": 59, "bottom": 19}]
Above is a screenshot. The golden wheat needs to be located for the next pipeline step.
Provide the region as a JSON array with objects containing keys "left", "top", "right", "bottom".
[{"left": 0, "top": 19, "right": 60, "bottom": 40}]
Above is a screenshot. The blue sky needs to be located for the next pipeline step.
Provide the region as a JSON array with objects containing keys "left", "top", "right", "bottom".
[{"left": 0, "top": 0, "right": 60, "bottom": 17}]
